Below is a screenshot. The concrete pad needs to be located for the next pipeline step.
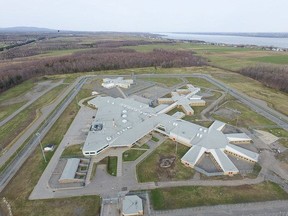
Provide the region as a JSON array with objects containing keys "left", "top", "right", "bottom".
[{"left": 254, "top": 130, "right": 279, "bottom": 145}]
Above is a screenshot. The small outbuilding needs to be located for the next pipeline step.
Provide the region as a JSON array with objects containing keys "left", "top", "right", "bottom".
[
  {"left": 59, "top": 158, "right": 81, "bottom": 183},
  {"left": 122, "top": 195, "right": 143, "bottom": 216}
]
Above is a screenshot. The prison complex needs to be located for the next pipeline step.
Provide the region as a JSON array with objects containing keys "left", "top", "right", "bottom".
[{"left": 83, "top": 84, "right": 258, "bottom": 175}]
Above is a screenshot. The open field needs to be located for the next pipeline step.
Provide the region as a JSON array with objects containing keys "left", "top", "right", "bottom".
[
  {"left": 151, "top": 182, "right": 288, "bottom": 210},
  {"left": 128, "top": 43, "right": 254, "bottom": 53},
  {"left": 0, "top": 88, "right": 100, "bottom": 216},
  {"left": 0, "top": 84, "right": 67, "bottom": 152},
  {"left": 211, "top": 71, "right": 288, "bottom": 116},
  {"left": 185, "top": 77, "right": 220, "bottom": 90},
  {"left": 137, "top": 139, "right": 194, "bottom": 182},
  {"left": 126, "top": 42, "right": 288, "bottom": 70},
  {"left": 212, "top": 98, "right": 277, "bottom": 128},
  {"left": 250, "top": 55, "right": 288, "bottom": 64}
]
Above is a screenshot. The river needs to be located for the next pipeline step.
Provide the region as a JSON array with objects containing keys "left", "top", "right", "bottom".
[{"left": 160, "top": 33, "right": 288, "bottom": 49}]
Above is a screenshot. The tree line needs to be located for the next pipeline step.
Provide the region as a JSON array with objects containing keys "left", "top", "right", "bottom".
[
  {"left": 0, "top": 39, "right": 169, "bottom": 60},
  {"left": 239, "top": 65, "right": 288, "bottom": 93},
  {"left": 0, "top": 48, "right": 207, "bottom": 93}
]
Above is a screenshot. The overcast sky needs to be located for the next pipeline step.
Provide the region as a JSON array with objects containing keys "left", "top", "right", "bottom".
[{"left": 1, "top": 0, "right": 288, "bottom": 32}]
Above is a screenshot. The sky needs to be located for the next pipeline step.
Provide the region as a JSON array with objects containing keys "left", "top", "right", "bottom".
[{"left": 1, "top": 0, "right": 288, "bottom": 32}]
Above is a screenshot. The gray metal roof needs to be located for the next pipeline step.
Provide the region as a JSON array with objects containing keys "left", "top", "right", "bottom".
[
  {"left": 83, "top": 91, "right": 259, "bottom": 175},
  {"left": 122, "top": 195, "right": 143, "bottom": 215},
  {"left": 59, "top": 158, "right": 80, "bottom": 181}
]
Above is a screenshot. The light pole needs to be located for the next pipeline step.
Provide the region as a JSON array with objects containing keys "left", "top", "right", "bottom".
[{"left": 36, "top": 132, "right": 47, "bottom": 163}]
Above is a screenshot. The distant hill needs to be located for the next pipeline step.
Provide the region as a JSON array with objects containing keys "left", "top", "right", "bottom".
[{"left": 0, "top": 26, "right": 59, "bottom": 33}]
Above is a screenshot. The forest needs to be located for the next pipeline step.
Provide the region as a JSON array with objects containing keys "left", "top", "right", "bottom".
[
  {"left": 0, "top": 47, "right": 207, "bottom": 92},
  {"left": 1, "top": 33, "right": 288, "bottom": 94},
  {"left": 239, "top": 65, "right": 288, "bottom": 93}
]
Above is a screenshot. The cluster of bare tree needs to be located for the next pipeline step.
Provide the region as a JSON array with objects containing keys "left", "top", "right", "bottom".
[
  {"left": 239, "top": 65, "right": 288, "bottom": 93},
  {"left": 0, "top": 39, "right": 170, "bottom": 60},
  {"left": 0, "top": 48, "right": 206, "bottom": 92}
]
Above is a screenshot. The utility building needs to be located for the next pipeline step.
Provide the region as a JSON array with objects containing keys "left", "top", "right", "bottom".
[
  {"left": 122, "top": 195, "right": 143, "bottom": 216},
  {"left": 102, "top": 77, "right": 134, "bottom": 89}
]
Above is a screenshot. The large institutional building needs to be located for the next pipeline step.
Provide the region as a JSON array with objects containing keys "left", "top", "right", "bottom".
[{"left": 83, "top": 84, "right": 259, "bottom": 176}]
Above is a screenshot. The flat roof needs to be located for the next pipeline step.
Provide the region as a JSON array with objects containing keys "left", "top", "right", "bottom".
[
  {"left": 83, "top": 88, "right": 259, "bottom": 174},
  {"left": 59, "top": 158, "right": 80, "bottom": 181},
  {"left": 122, "top": 195, "right": 143, "bottom": 215}
]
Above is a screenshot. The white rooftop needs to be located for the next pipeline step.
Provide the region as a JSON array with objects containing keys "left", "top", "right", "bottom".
[
  {"left": 122, "top": 195, "right": 143, "bottom": 216},
  {"left": 158, "top": 84, "right": 205, "bottom": 115},
  {"left": 59, "top": 158, "right": 80, "bottom": 182},
  {"left": 102, "top": 77, "right": 133, "bottom": 89},
  {"left": 83, "top": 92, "right": 258, "bottom": 175}
]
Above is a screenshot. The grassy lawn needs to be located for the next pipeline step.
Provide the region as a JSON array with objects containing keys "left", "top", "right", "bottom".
[
  {"left": 186, "top": 77, "right": 220, "bottom": 90},
  {"left": 0, "top": 88, "right": 100, "bottom": 216},
  {"left": 151, "top": 182, "right": 288, "bottom": 210},
  {"left": 212, "top": 99, "right": 276, "bottom": 128},
  {"left": 0, "top": 84, "right": 67, "bottom": 152},
  {"left": 107, "top": 156, "right": 117, "bottom": 176},
  {"left": 0, "top": 101, "right": 26, "bottom": 121},
  {"left": 62, "top": 144, "right": 83, "bottom": 158},
  {"left": 151, "top": 136, "right": 159, "bottom": 142},
  {"left": 250, "top": 55, "right": 288, "bottom": 65},
  {"left": 142, "top": 77, "right": 183, "bottom": 87},
  {"left": 137, "top": 139, "right": 194, "bottom": 182},
  {"left": 132, "top": 143, "right": 150, "bottom": 149},
  {"left": 123, "top": 149, "right": 147, "bottom": 161}
]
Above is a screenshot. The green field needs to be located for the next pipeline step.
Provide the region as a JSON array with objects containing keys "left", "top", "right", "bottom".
[
  {"left": 137, "top": 140, "right": 194, "bottom": 182},
  {"left": 250, "top": 55, "right": 288, "bottom": 64},
  {"left": 212, "top": 100, "right": 276, "bottom": 128},
  {"left": 151, "top": 182, "right": 288, "bottom": 210},
  {"left": 212, "top": 71, "right": 288, "bottom": 116},
  {"left": 0, "top": 88, "right": 100, "bottom": 216}
]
